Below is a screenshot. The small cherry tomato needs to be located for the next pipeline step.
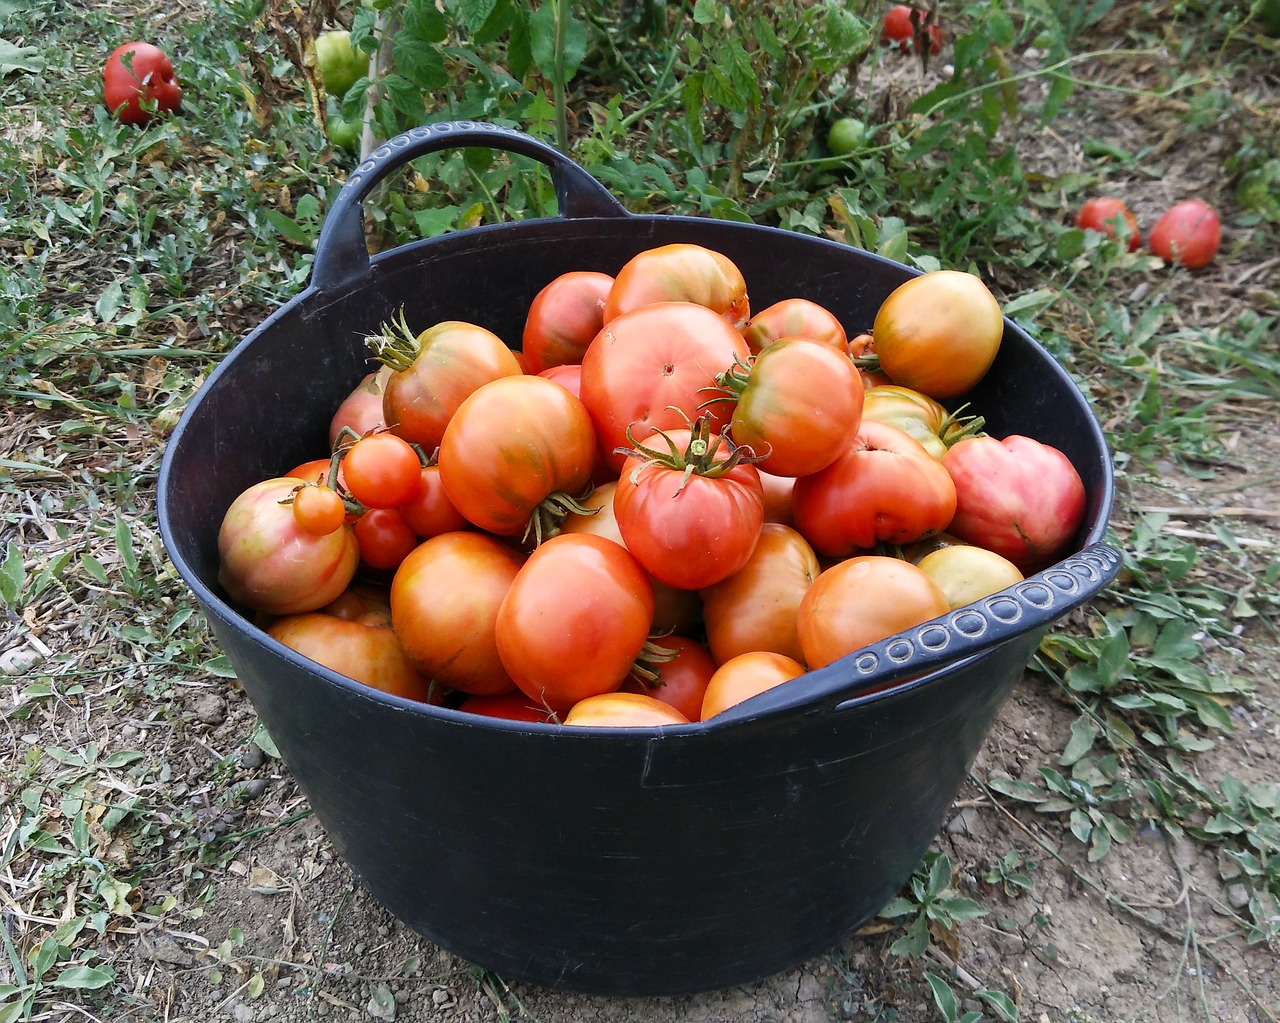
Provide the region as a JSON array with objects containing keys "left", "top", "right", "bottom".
[
  {"left": 291, "top": 482, "right": 347, "bottom": 536},
  {"left": 397, "top": 463, "right": 469, "bottom": 539},
  {"left": 353, "top": 507, "right": 419, "bottom": 571},
  {"left": 881, "top": 5, "right": 944, "bottom": 54},
  {"left": 342, "top": 432, "right": 423, "bottom": 509}
]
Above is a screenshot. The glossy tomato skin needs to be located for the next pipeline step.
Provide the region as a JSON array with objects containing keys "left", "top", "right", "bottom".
[
  {"left": 564, "top": 691, "right": 690, "bottom": 727},
  {"left": 700, "top": 523, "right": 820, "bottom": 666},
  {"left": 380, "top": 321, "right": 522, "bottom": 451},
  {"left": 881, "top": 6, "right": 944, "bottom": 54},
  {"left": 266, "top": 612, "right": 437, "bottom": 703},
  {"left": 522, "top": 271, "right": 614, "bottom": 374},
  {"left": 1147, "top": 199, "right": 1221, "bottom": 269},
  {"left": 613, "top": 432, "right": 765, "bottom": 591},
  {"left": 438, "top": 375, "right": 596, "bottom": 537},
  {"left": 103, "top": 41, "right": 181, "bottom": 125},
  {"left": 797, "top": 556, "right": 950, "bottom": 670},
  {"left": 604, "top": 243, "right": 750, "bottom": 329},
  {"left": 871, "top": 270, "right": 1003, "bottom": 399},
  {"left": 792, "top": 420, "right": 957, "bottom": 558},
  {"left": 622, "top": 635, "right": 716, "bottom": 721},
  {"left": 456, "top": 691, "right": 556, "bottom": 723},
  {"left": 329, "top": 367, "right": 391, "bottom": 447},
  {"left": 397, "top": 463, "right": 468, "bottom": 539},
  {"left": 1075, "top": 197, "right": 1142, "bottom": 251},
  {"left": 580, "top": 302, "right": 752, "bottom": 475},
  {"left": 942, "top": 435, "right": 1087, "bottom": 570},
  {"left": 916, "top": 544, "right": 1024, "bottom": 610},
  {"left": 390, "top": 532, "right": 524, "bottom": 696},
  {"left": 700, "top": 651, "right": 807, "bottom": 721},
  {"left": 353, "top": 507, "right": 419, "bottom": 571},
  {"left": 218, "top": 477, "right": 360, "bottom": 615},
  {"left": 742, "top": 298, "right": 848, "bottom": 355},
  {"left": 757, "top": 469, "right": 797, "bottom": 527},
  {"left": 558, "top": 481, "right": 703, "bottom": 634},
  {"left": 496, "top": 533, "right": 655, "bottom": 711},
  {"left": 727, "top": 338, "right": 865, "bottom": 477}
]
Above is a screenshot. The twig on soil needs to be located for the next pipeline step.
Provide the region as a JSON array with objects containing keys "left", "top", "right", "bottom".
[
  {"left": 1139, "top": 506, "right": 1280, "bottom": 521},
  {"left": 1156, "top": 527, "right": 1278, "bottom": 551}
]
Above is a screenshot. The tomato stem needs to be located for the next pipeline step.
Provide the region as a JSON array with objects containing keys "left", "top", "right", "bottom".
[
  {"left": 365, "top": 308, "right": 420, "bottom": 372},
  {"left": 629, "top": 639, "right": 681, "bottom": 689},
  {"left": 617, "top": 413, "right": 759, "bottom": 485},
  {"left": 523, "top": 487, "right": 600, "bottom": 547}
]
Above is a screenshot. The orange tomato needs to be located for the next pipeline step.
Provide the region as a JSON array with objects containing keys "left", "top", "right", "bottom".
[
  {"left": 564, "top": 691, "right": 690, "bottom": 727},
  {"left": 700, "top": 651, "right": 807, "bottom": 720}
]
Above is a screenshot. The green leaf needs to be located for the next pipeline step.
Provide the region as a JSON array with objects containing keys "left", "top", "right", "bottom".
[
  {"left": 528, "top": 3, "right": 588, "bottom": 82},
  {"left": 202, "top": 655, "right": 237, "bottom": 678},
  {"left": 383, "top": 70, "right": 432, "bottom": 114},
  {"left": 987, "top": 776, "right": 1047, "bottom": 803},
  {"left": 0, "top": 38, "right": 45, "bottom": 75},
  {"left": 979, "top": 987, "right": 1019, "bottom": 1021},
  {"left": 1061, "top": 713, "right": 1100, "bottom": 766},
  {"left": 262, "top": 208, "right": 312, "bottom": 246},
  {"left": 925, "top": 972, "right": 960, "bottom": 1023},
  {"left": 250, "top": 722, "right": 280, "bottom": 759},
  {"left": 50, "top": 964, "right": 116, "bottom": 990},
  {"left": 877, "top": 896, "right": 917, "bottom": 919},
  {"left": 452, "top": 0, "right": 497, "bottom": 33},
  {"left": 0, "top": 541, "right": 24, "bottom": 606}
]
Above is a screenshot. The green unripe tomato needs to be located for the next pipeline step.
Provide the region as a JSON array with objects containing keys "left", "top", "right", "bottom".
[
  {"left": 827, "top": 117, "right": 868, "bottom": 157},
  {"left": 328, "top": 114, "right": 362, "bottom": 153},
  {"left": 314, "top": 31, "right": 369, "bottom": 98}
]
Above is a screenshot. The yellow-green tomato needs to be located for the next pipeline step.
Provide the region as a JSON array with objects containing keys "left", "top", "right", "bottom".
[
  {"left": 314, "top": 31, "right": 369, "bottom": 98},
  {"left": 915, "top": 544, "right": 1023, "bottom": 611}
]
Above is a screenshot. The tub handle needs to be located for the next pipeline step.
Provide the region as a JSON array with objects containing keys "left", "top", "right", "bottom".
[
  {"left": 704, "top": 541, "right": 1124, "bottom": 728},
  {"left": 312, "top": 121, "right": 628, "bottom": 292}
]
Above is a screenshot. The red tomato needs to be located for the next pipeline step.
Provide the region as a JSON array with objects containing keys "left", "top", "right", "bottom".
[
  {"left": 722, "top": 338, "right": 865, "bottom": 477},
  {"left": 266, "top": 612, "right": 437, "bottom": 704},
  {"left": 623, "top": 635, "right": 717, "bottom": 721},
  {"left": 558, "top": 481, "right": 703, "bottom": 634},
  {"left": 496, "top": 534, "right": 655, "bottom": 711},
  {"left": 881, "top": 6, "right": 944, "bottom": 54},
  {"left": 941, "top": 435, "right": 1087, "bottom": 570},
  {"left": 537, "top": 362, "right": 584, "bottom": 395},
  {"left": 564, "top": 691, "right": 691, "bottom": 727},
  {"left": 742, "top": 298, "right": 848, "bottom": 355},
  {"left": 390, "top": 532, "right": 524, "bottom": 696},
  {"left": 1147, "top": 199, "right": 1221, "bottom": 269},
  {"left": 869, "top": 271, "right": 1003, "bottom": 399},
  {"left": 353, "top": 507, "right": 418, "bottom": 571},
  {"left": 797, "top": 556, "right": 950, "bottom": 670},
  {"left": 438, "top": 375, "right": 596, "bottom": 539},
  {"left": 291, "top": 482, "right": 347, "bottom": 536},
  {"left": 791, "top": 420, "right": 957, "bottom": 558},
  {"left": 375, "top": 318, "right": 523, "bottom": 451},
  {"left": 456, "top": 691, "right": 556, "bottom": 723},
  {"left": 284, "top": 457, "right": 338, "bottom": 487},
  {"left": 916, "top": 544, "right": 1024, "bottom": 610},
  {"left": 218, "top": 477, "right": 359, "bottom": 615},
  {"left": 613, "top": 424, "right": 765, "bottom": 590},
  {"left": 699, "top": 523, "right": 820, "bottom": 666},
  {"left": 397, "top": 463, "right": 469, "bottom": 539},
  {"left": 103, "top": 41, "right": 181, "bottom": 125},
  {"left": 580, "top": 301, "right": 752, "bottom": 475},
  {"left": 329, "top": 366, "right": 392, "bottom": 447},
  {"left": 700, "top": 651, "right": 807, "bottom": 721},
  {"left": 522, "top": 270, "right": 614, "bottom": 374},
  {"left": 604, "top": 243, "right": 750, "bottom": 329},
  {"left": 1075, "top": 197, "right": 1142, "bottom": 251},
  {"left": 342, "top": 432, "right": 422, "bottom": 509}
]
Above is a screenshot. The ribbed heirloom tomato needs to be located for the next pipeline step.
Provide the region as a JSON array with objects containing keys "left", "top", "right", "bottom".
[
  {"left": 521, "top": 270, "right": 614, "bottom": 373},
  {"left": 496, "top": 533, "right": 655, "bottom": 711},
  {"left": 603, "top": 243, "right": 750, "bottom": 328},
  {"left": 742, "top": 297, "right": 848, "bottom": 355},
  {"left": 580, "top": 301, "right": 752, "bottom": 474}
]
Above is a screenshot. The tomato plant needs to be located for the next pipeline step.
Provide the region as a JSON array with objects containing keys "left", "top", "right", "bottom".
[
  {"left": 1075, "top": 197, "right": 1141, "bottom": 251},
  {"left": 580, "top": 301, "right": 751, "bottom": 474},
  {"left": 942, "top": 435, "right": 1087, "bottom": 570},
  {"left": 791, "top": 420, "right": 957, "bottom": 558},
  {"left": 717, "top": 338, "right": 865, "bottom": 477},
  {"left": 603, "top": 243, "right": 750, "bottom": 329},
  {"left": 313, "top": 30, "right": 369, "bottom": 98},
  {"left": 390, "top": 531, "right": 524, "bottom": 696},
  {"left": 613, "top": 420, "right": 765, "bottom": 590},
  {"left": 218, "top": 477, "right": 359, "bottom": 615},
  {"left": 880, "top": 6, "right": 943, "bottom": 54},
  {"left": 522, "top": 270, "right": 614, "bottom": 374},
  {"left": 496, "top": 533, "right": 655, "bottom": 711},
  {"left": 342, "top": 432, "right": 422, "bottom": 509},
  {"left": 564, "top": 691, "right": 691, "bottom": 727},
  {"left": 700, "top": 651, "right": 807, "bottom": 720},
  {"left": 1147, "top": 199, "right": 1221, "bottom": 269},
  {"left": 742, "top": 297, "right": 848, "bottom": 355},
  {"left": 371, "top": 314, "right": 523, "bottom": 451},
  {"left": 267, "top": 611, "right": 436, "bottom": 703},
  {"left": 699, "top": 523, "right": 820, "bottom": 666},
  {"left": 797, "top": 556, "right": 950, "bottom": 670},
  {"left": 438, "top": 375, "right": 597, "bottom": 540},
  {"left": 866, "top": 270, "right": 1003, "bottom": 399},
  {"left": 103, "top": 41, "right": 181, "bottom": 125}
]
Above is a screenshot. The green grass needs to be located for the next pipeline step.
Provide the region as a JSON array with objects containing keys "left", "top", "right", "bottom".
[{"left": 2, "top": 0, "right": 1279, "bottom": 1020}]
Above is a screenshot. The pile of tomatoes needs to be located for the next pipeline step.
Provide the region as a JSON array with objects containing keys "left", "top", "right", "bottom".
[{"left": 217, "top": 243, "right": 1087, "bottom": 728}]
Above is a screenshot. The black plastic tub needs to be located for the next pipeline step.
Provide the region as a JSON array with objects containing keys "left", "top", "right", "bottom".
[{"left": 157, "top": 121, "right": 1120, "bottom": 997}]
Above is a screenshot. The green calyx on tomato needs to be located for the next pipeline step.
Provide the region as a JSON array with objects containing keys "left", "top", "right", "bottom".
[
  {"left": 621, "top": 413, "right": 756, "bottom": 486},
  {"left": 313, "top": 30, "right": 369, "bottom": 99}
]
